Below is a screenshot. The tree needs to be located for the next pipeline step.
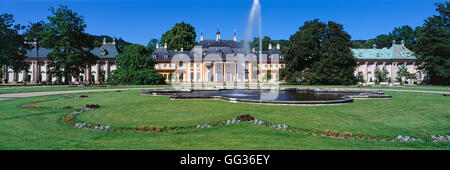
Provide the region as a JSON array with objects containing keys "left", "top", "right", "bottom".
[
  {"left": 363, "top": 26, "right": 418, "bottom": 49},
  {"left": 90, "top": 35, "right": 132, "bottom": 52},
  {"left": 0, "top": 13, "right": 29, "bottom": 79},
  {"left": 23, "top": 21, "right": 46, "bottom": 45},
  {"left": 365, "top": 34, "right": 392, "bottom": 49},
  {"left": 160, "top": 22, "right": 196, "bottom": 51},
  {"left": 396, "top": 65, "right": 416, "bottom": 84},
  {"left": 415, "top": 2, "right": 450, "bottom": 84},
  {"left": 374, "top": 66, "right": 389, "bottom": 83},
  {"left": 40, "top": 5, "right": 97, "bottom": 84},
  {"left": 146, "top": 38, "right": 159, "bottom": 52},
  {"left": 283, "top": 19, "right": 357, "bottom": 85},
  {"left": 356, "top": 72, "right": 364, "bottom": 83},
  {"left": 107, "top": 44, "right": 165, "bottom": 85},
  {"left": 390, "top": 25, "right": 417, "bottom": 50}
]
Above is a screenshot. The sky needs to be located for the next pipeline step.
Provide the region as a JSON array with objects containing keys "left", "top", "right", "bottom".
[{"left": 0, "top": 0, "right": 446, "bottom": 45}]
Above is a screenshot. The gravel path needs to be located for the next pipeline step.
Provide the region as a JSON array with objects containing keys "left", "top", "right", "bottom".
[
  {"left": 0, "top": 88, "right": 155, "bottom": 100},
  {"left": 0, "top": 87, "right": 448, "bottom": 101}
]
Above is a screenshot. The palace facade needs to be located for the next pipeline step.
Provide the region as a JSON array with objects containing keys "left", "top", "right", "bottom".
[
  {"left": 352, "top": 40, "right": 425, "bottom": 84},
  {"left": 1, "top": 30, "right": 424, "bottom": 85},
  {"left": 151, "top": 30, "right": 285, "bottom": 83}
]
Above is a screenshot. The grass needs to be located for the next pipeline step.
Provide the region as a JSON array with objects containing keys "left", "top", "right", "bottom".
[
  {"left": 0, "top": 89, "right": 449, "bottom": 149},
  {"left": 0, "top": 84, "right": 449, "bottom": 94},
  {"left": 0, "top": 85, "right": 171, "bottom": 94}
]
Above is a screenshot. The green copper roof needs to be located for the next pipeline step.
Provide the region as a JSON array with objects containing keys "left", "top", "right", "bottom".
[{"left": 352, "top": 43, "right": 416, "bottom": 60}]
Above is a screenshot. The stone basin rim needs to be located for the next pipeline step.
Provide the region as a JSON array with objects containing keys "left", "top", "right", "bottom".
[{"left": 140, "top": 88, "right": 391, "bottom": 105}]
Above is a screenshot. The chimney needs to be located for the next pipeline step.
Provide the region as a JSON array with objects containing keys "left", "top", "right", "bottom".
[
  {"left": 112, "top": 38, "right": 116, "bottom": 45},
  {"left": 164, "top": 42, "right": 168, "bottom": 48},
  {"left": 233, "top": 29, "right": 237, "bottom": 42},
  {"left": 180, "top": 47, "right": 184, "bottom": 52},
  {"left": 200, "top": 32, "right": 204, "bottom": 41},
  {"left": 276, "top": 43, "right": 280, "bottom": 50},
  {"left": 373, "top": 44, "right": 377, "bottom": 49},
  {"left": 392, "top": 40, "right": 396, "bottom": 46},
  {"left": 252, "top": 48, "right": 255, "bottom": 53},
  {"left": 156, "top": 40, "right": 160, "bottom": 49},
  {"left": 268, "top": 43, "right": 272, "bottom": 50},
  {"left": 401, "top": 40, "right": 405, "bottom": 46},
  {"left": 103, "top": 38, "right": 107, "bottom": 44}
]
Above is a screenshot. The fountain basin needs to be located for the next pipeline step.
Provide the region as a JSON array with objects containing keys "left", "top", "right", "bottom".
[{"left": 141, "top": 88, "right": 391, "bottom": 105}]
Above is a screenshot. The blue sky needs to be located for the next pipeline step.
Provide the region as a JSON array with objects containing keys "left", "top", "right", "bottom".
[{"left": 0, "top": 0, "right": 446, "bottom": 45}]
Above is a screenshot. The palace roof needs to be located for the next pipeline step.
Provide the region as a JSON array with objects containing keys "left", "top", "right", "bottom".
[{"left": 351, "top": 41, "right": 416, "bottom": 60}]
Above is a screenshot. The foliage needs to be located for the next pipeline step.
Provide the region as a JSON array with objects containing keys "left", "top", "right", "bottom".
[
  {"left": 40, "top": 5, "right": 98, "bottom": 84},
  {"left": 374, "top": 66, "right": 389, "bottom": 83},
  {"left": 415, "top": 2, "right": 450, "bottom": 84},
  {"left": 146, "top": 38, "right": 159, "bottom": 53},
  {"left": 396, "top": 65, "right": 416, "bottom": 84},
  {"left": 356, "top": 72, "right": 364, "bottom": 83},
  {"left": 247, "top": 36, "right": 289, "bottom": 52},
  {"left": 89, "top": 35, "right": 132, "bottom": 52},
  {"left": 160, "top": 22, "right": 196, "bottom": 51},
  {"left": 0, "top": 13, "right": 29, "bottom": 73},
  {"left": 23, "top": 20, "right": 46, "bottom": 45},
  {"left": 284, "top": 19, "right": 357, "bottom": 85},
  {"left": 107, "top": 44, "right": 166, "bottom": 85},
  {"left": 62, "top": 114, "right": 75, "bottom": 123},
  {"left": 361, "top": 25, "right": 418, "bottom": 50}
]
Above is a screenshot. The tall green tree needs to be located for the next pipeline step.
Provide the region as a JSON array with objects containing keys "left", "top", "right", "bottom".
[
  {"left": 415, "top": 2, "right": 450, "bottom": 84},
  {"left": 23, "top": 20, "right": 46, "bottom": 45},
  {"left": 107, "top": 44, "right": 165, "bottom": 85},
  {"left": 0, "top": 13, "right": 29, "bottom": 78},
  {"left": 146, "top": 38, "right": 159, "bottom": 52},
  {"left": 363, "top": 25, "right": 418, "bottom": 49},
  {"left": 40, "top": 5, "right": 97, "bottom": 84},
  {"left": 390, "top": 25, "right": 417, "bottom": 49},
  {"left": 160, "top": 22, "right": 196, "bottom": 51},
  {"left": 282, "top": 19, "right": 357, "bottom": 85},
  {"left": 374, "top": 66, "right": 389, "bottom": 83}
]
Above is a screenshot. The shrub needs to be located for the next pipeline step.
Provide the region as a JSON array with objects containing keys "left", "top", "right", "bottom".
[
  {"left": 148, "top": 125, "right": 155, "bottom": 131},
  {"left": 27, "top": 105, "right": 40, "bottom": 109},
  {"left": 138, "top": 125, "right": 146, "bottom": 132},
  {"left": 343, "top": 131, "right": 352, "bottom": 138},
  {"left": 333, "top": 130, "right": 339, "bottom": 137},
  {"left": 62, "top": 114, "right": 75, "bottom": 123},
  {"left": 236, "top": 114, "right": 254, "bottom": 121}
]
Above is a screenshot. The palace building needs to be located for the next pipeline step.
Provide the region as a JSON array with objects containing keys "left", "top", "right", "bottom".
[
  {"left": 2, "top": 38, "right": 118, "bottom": 84},
  {"left": 151, "top": 29, "right": 285, "bottom": 83},
  {"left": 1, "top": 29, "right": 424, "bottom": 85},
  {"left": 352, "top": 40, "right": 425, "bottom": 84}
]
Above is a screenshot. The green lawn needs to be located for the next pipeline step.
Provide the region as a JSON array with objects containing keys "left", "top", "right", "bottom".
[
  {"left": 0, "top": 85, "right": 171, "bottom": 94},
  {"left": 0, "top": 90, "right": 449, "bottom": 149},
  {"left": 0, "top": 84, "right": 449, "bottom": 94}
]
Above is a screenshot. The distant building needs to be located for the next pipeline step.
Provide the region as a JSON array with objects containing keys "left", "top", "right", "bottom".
[
  {"left": 2, "top": 38, "right": 118, "bottom": 84},
  {"left": 352, "top": 40, "right": 425, "bottom": 84}
]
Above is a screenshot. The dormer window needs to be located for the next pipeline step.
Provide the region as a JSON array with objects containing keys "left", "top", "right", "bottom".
[
  {"left": 376, "top": 53, "right": 380, "bottom": 57},
  {"left": 359, "top": 53, "right": 363, "bottom": 57},
  {"left": 152, "top": 54, "right": 157, "bottom": 59},
  {"left": 101, "top": 49, "right": 109, "bottom": 56},
  {"left": 164, "top": 54, "right": 168, "bottom": 59}
]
